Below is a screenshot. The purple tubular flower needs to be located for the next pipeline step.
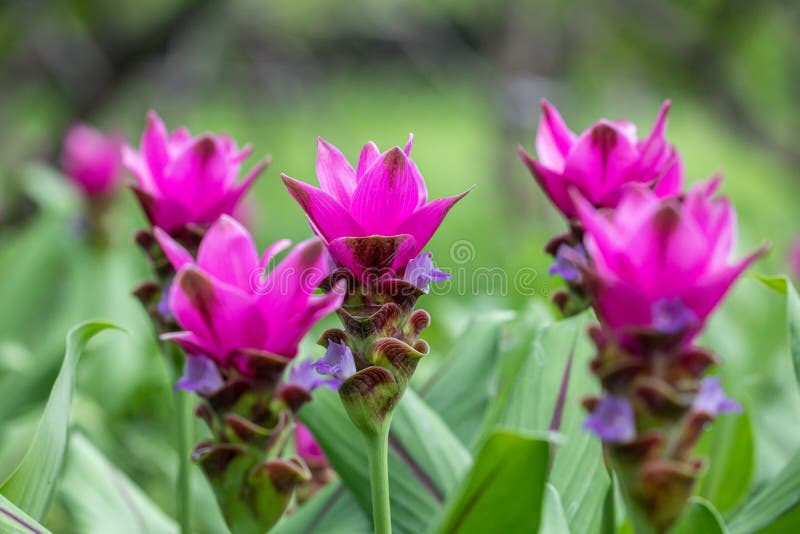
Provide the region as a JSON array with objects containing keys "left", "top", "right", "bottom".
[
  {"left": 652, "top": 298, "right": 698, "bottom": 336},
  {"left": 314, "top": 340, "right": 357, "bottom": 380},
  {"left": 692, "top": 376, "right": 742, "bottom": 417},
  {"left": 175, "top": 355, "right": 224, "bottom": 395},
  {"left": 287, "top": 360, "right": 339, "bottom": 392},
  {"left": 584, "top": 395, "right": 636, "bottom": 443},
  {"left": 548, "top": 244, "right": 587, "bottom": 283},
  {"left": 403, "top": 251, "right": 451, "bottom": 292}
]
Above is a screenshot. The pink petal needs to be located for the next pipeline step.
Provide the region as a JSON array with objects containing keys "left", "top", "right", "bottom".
[
  {"left": 282, "top": 174, "right": 365, "bottom": 243},
  {"left": 652, "top": 150, "right": 683, "bottom": 198},
  {"left": 404, "top": 133, "right": 414, "bottom": 155},
  {"left": 536, "top": 99, "right": 576, "bottom": 171},
  {"left": 636, "top": 100, "right": 671, "bottom": 176},
  {"left": 122, "top": 146, "right": 157, "bottom": 194},
  {"left": 316, "top": 137, "right": 357, "bottom": 207},
  {"left": 153, "top": 227, "right": 194, "bottom": 272},
  {"left": 170, "top": 266, "right": 265, "bottom": 363},
  {"left": 356, "top": 141, "right": 380, "bottom": 179},
  {"left": 142, "top": 111, "right": 170, "bottom": 184},
  {"left": 212, "top": 156, "right": 269, "bottom": 219},
  {"left": 160, "top": 331, "right": 215, "bottom": 360},
  {"left": 260, "top": 239, "right": 292, "bottom": 269},
  {"left": 327, "top": 235, "right": 418, "bottom": 278},
  {"left": 399, "top": 188, "right": 471, "bottom": 255},
  {"left": 168, "top": 127, "right": 191, "bottom": 149},
  {"left": 197, "top": 215, "right": 260, "bottom": 291},
  {"left": 518, "top": 147, "right": 575, "bottom": 217},
  {"left": 350, "top": 147, "right": 424, "bottom": 234},
  {"left": 563, "top": 121, "right": 640, "bottom": 202},
  {"left": 162, "top": 137, "right": 231, "bottom": 212}
]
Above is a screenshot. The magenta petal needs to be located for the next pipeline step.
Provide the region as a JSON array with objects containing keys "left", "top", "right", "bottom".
[
  {"left": 637, "top": 100, "right": 671, "bottom": 173},
  {"left": 161, "top": 331, "right": 216, "bottom": 359},
  {"left": 518, "top": 147, "right": 575, "bottom": 217},
  {"left": 399, "top": 189, "right": 471, "bottom": 254},
  {"left": 282, "top": 174, "right": 365, "bottom": 243},
  {"left": 259, "top": 238, "right": 292, "bottom": 269},
  {"left": 170, "top": 266, "right": 265, "bottom": 363},
  {"left": 197, "top": 215, "right": 260, "bottom": 291},
  {"left": 142, "top": 111, "right": 170, "bottom": 184},
  {"left": 653, "top": 150, "right": 683, "bottom": 198},
  {"left": 404, "top": 133, "right": 414, "bottom": 156},
  {"left": 153, "top": 227, "right": 194, "bottom": 272},
  {"left": 122, "top": 146, "right": 156, "bottom": 193},
  {"left": 163, "top": 137, "right": 230, "bottom": 212},
  {"left": 350, "top": 147, "right": 423, "bottom": 234},
  {"left": 563, "top": 122, "right": 640, "bottom": 202},
  {"left": 327, "top": 235, "right": 418, "bottom": 278},
  {"left": 536, "top": 99, "right": 576, "bottom": 171},
  {"left": 316, "top": 137, "right": 357, "bottom": 206},
  {"left": 356, "top": 141, "right": 381, "bottom": 179}
]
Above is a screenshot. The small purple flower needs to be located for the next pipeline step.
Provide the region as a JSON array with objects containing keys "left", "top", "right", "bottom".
[
  {"left": 315, "top": 340, "right": 357, "bottom": 380},
  {"left": 652, "top": 297, "right": 697, "bottom": 335},
  {"left": 175, "top": 355, "right": 224, "bottom": 395},
  {"left": 548, "top": 244, "right": 587, "bottom": 283},
  {"left": 286, "top": 360, "right": 339, "bottom": 392},
  {"left": 403, "top": 251, "right": 451, "bottom": 292},
  {"left": 157, "top": 281, "right": 173, "bottom": 321},
  {"left": 584, "top": 395, "right": 636, "bottom": 443},
  {"left": 692, "top": 376, "right": 742, "bottom": 417}
]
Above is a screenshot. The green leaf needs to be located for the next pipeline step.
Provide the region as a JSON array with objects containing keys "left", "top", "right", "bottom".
[
  {"left": 498, "top": 312, "right": 609, "bottom": 532},
  {"left": 433, "top": 430, "right": 550, "bottom": 533},
  {"left": 59, "top": 433, "right": 178, "bottom": 534},
  {"left": 299, "top": 387, "right": 470, "bottom": 533},
  {"left": 0, "top": 493, "right": 52, "bottom": 534},
  {"left": 754, "top": 274, "right": 800, "bottom": 388},
  {"left": 420, "top": 311, "right": 513, "bottom": 447},
  {"left": 540, "top": 484, "right": 570, "bottom": 534},
  {"left": 273, "top": 482, "right": 369, "bottom": 534},
  {"left": 697, "top": 407, "right": 754, "bottom": 512},
  {"left": 670, "top": 497, "right": 728, "bottom": 534},
  {"left": 727, "top": 448, "right": 800, "bottom": 534},
  {"left": 0, "top": 321, "right": 121, "bottom": 520}
]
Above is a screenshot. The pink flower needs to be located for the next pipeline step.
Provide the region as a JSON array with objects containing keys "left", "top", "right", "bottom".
[
  {"left": 519, "top": 100, "right": 683, "bottom": 218},
  {"left": 281, "top": 136, "right": 470, "bottom": 277},
  {"left": 123, "top": 111, "right": 268, "bottom": 233},
  {"left": 156, "top": 215, "right": 344, "bottom": 369},
  {"left": 295, "top": 423, "right": 328, "bottom": 467},
  {"left": 574, "top": 177, "right": 764, "bottom": 344},
  {"left": 61, "top": 123, "right": 122, "bottom": 197}
]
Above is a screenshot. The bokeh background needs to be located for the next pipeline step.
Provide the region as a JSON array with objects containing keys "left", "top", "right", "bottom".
[{"left": 1, "top": 0, "right": 799, "bottom": 531}]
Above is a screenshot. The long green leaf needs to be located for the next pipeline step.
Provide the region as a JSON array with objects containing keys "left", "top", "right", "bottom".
[
  {"left": 540, "top": 484, "right": 570, "bottom": 534},
  {"left": 671, "top": 498, "right": 728, "bottom": 534},
  {"left": 420, "top": 311, "right": 513, "bottom": 446},
  {"left": 0, "top": 493, "right": 52, "bottom": 534},
  {"left": 754, "top": 274, "right": 800, "bottom": 387},
  {"left": 727, "top": 448, "right": 800, "bottom": 534},
  {"left": 499, "top": 312, "right": 609, "bottom": 532},
  {"left": 299, "top": 387, "right": 470, "bottom": 533},
  {"left": 0, "top": 321, "right": 120, "bottom": 520},
  {"left": 59, "top": 433, "right": 177, "bottom": 534},
  {"left": 273, "top": 482, "right": 369, "bottom": 534},
  {"left": 432, "top": 430, "right": 550, "bottom": 533}
]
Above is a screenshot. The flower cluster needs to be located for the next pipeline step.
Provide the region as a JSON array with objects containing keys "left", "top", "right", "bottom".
[{"left": 523, "top": 101, "right": 765, "bottom": 531}]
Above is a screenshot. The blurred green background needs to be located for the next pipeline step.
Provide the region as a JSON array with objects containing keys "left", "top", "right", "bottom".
[{"left": 0, "top": 0, "right": 799, "bottom": 531}]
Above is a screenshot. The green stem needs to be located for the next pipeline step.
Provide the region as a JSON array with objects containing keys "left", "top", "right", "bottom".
[
  {"left": 364, "top": 417, "right": 393, "bottom": 534},
  {"left": 173, "top": 386, "right": 193, "bottom": 534}
]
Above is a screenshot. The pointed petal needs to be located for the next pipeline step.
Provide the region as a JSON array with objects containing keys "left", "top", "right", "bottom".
[
  {"left": 281, "top": 174, "right": 364, "bottom": 243},
  {"left": 399, "top": 188, "right": 471, "bottom": 254},
  {"left": 563, "top": 122, "right": 640, "bottom": 201},
  {"left": 153, "top": 226, "right": 194, "bottom": 272},
  {"left": 197, "top": 215, "right": 260, "bottom": 291},
  {"left": 356, "top": 141, "right": 380, "bottom": 179},
  {"left": 122, "top": 145, "right": 157, "bottom": 193},
  {"left": 170, "top": 266, "right": 266, "bottom": 362},
  {"left": 652, "top": 150, "right": 683, "bottom": 198},
  {"left": 160, "top": 331, "right": 216, "bottom": 358},
  {"left": 143, "top": 111, "right": 170, "bottom": 183},
  {"left": 637, "top": 100, "right": 672, "bottom": 175},
  {"left": 404, "top": 133, "right": 414, "bottom": 155},
  {"left": 350, "top": 147, "right": 423, "bottom": 233},
  {"left": 163, "top": 137, "right": 231, "bottom": 211},
  {"left": 317, "top": 137, "right": 356, "bottom": 206},
  {"left": 260, "top": 239, "right": 292, "bottom": 269},
  {"left": 168, "top": 126, "right": 191, "bottom": 148},
  {"left": 518, "top": 147, "right": 574, "bottom": 217},
  {"left": 536, "top": 99, "right": 576, "bottom": 171}
]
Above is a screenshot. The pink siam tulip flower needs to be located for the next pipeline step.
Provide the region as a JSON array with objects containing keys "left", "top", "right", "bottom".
[
  {"left": 519, "top": 100, "right": 683, "bottom": 218},
  {"left": 155, "top": 215, "right": 344, "bottom": 378},
  {"left": 123, "top": 111, "right": 268, "bottom": 233},
  {"left": 574, "top": 177, "right": 765, "bottom": 345},
  {"left": 61, "top": 123, "right": 123, "bottom": 197},
  {"left": 281, "top": 136, "right": 470, "bottom": 277},
  {"left": 295, "top": 423, "right": 328, "bottom": 468}
]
